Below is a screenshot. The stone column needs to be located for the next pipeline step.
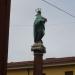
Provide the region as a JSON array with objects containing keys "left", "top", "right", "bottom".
[{"left": 31, "top": 43, "right": 46, "bottom": 75}]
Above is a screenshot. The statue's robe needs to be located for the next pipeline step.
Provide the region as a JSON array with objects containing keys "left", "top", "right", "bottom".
[{"left": 34, "top": 15, "right": 46, "bottom": 43}]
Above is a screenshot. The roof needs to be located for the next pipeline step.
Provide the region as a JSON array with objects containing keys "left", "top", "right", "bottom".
[{"left": 8, "top": 57, "right": 75, "bottom": 70}]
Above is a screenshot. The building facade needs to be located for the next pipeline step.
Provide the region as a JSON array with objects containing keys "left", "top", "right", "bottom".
[{"left": 7, "top": 57, "right": 75, "bottom": 75}]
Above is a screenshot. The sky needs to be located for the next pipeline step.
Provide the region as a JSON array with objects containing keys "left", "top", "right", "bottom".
[{"left": 8, "top": 0, "right": 75, "bottom": 62}]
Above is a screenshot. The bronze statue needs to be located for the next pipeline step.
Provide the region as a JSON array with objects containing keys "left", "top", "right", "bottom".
[{"left": 34, "top": 9, "right": 47, "bottom": 43}]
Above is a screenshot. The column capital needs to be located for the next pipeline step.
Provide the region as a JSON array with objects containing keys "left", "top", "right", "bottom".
[{"left": 31, "top": 42, "right": 46, "bottom": 53}]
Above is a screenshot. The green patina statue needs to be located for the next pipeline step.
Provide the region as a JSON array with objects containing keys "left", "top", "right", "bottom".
[{"left": 34, "top": 9, "right": 47, "bottom": 43}]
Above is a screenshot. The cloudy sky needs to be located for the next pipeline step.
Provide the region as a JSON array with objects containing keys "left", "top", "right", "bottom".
[{"left": 8, "top": 0, "right": 75, "bottom": 62}]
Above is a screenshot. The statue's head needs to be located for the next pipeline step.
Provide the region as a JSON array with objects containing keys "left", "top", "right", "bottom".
[{"left": 35, "top": 8, "right": 41, "bottom": 16}]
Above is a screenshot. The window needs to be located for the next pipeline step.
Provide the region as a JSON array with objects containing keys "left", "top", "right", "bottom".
[{"left": 65, "top": 71, "right": 73, "bottom": 75}]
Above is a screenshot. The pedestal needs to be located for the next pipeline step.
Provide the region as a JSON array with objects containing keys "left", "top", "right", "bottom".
[{"left": 31, "top": 43, "right": 46, "bottom": 75}]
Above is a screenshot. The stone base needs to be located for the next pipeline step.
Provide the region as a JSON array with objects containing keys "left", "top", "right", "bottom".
[{"left": 31, "top": 42, "right": 46, "bottom": 53}]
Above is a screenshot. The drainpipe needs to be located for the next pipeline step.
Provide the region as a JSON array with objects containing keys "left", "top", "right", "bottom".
[{"left": 27, "top": 69, "right": 30, "bottom": 75}]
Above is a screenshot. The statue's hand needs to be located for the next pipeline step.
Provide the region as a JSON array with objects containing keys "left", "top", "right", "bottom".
[{"left": 45, "top": 18, "right": 47, "bottom": 22}]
